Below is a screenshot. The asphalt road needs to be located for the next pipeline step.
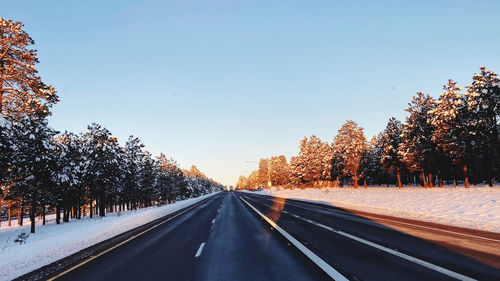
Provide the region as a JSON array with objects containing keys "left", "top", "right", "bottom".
[
  {"left": 51, "top": 192, "right": 330, "bottom": 281},
  {"left": 239, "top": 192, "right": 500, "bottom": 281},
  {"left": 43, "top": 191, "right": 500, "bottom": 281}
]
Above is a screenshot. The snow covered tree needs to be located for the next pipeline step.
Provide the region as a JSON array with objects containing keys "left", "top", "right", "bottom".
[
  {"left": 333, "top": 121, "right": 367, "bottom": 188},
  {"left": 0, "top": 116, "right": 12, "bottom": 184},
  {"left": 7, "top": 116, "right": 58, "bottom": 233},
  {"left": 288, "top": 156, "right": 303, "bottom": 186},
  {"left": 123, "top": 136, "right": 144, "bottom": 210},
  {"left": 359, "top": 135, "right": 383, "bottom": 187},
  {"left": 258, "top": 158, "right": 270, "bottom": 188},
  {"left": 137, "top": 150, "right": 155, "bottom": 207},
  {"left": 156, "top": 154, "right": 188, "bottom": 200},
  {"left": 465, "top": 66, "right": 500, "bottom": 185},
  {"left": 269, "top": 155, "right": 289, "bottom": 186},
  {"left": 82, "top": 123, "right": 122, "bottom": 217},
  {"left": 53, "top": 132, "right": 86, "bottom": 223},
  {"left": 185, "top": 165, "right": 207, "bottom": 179},
  {"left": 429, "top": 80, "right": 472, "bottom": 187},
  {"left": 0, "top": 18, "right": 58, "bottom": 120},
  {"left": 291, "top": 136, "right": 332, "bottom": 187},
  {"left": 236, "top": 175, "right": 247, "bottom": 190},
  {"left": 380, "top": 117, "right": 404, "bottom": 188},
  {"left": 399, "top": 92, "right": 441, "bottom": 187},
  {"left": 330, "top": 149, "right": 344, "bottom": 186}
]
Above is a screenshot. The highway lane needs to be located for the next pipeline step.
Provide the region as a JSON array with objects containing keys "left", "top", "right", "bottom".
[
  {"left": 53, "top": 193, "right": 226, "bottom": 281},
  {"left": 239, "top": 192, "right": 500, "bottom": 281},
  {"left": 50, "top": 192, "right": 330, "bottom": 281},
  {"left": 193, "top": 192, "right": 330, "bottom": 281}
]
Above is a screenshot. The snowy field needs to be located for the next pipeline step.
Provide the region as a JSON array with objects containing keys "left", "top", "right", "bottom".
[
  {"left": 0, "top": 192, "right": 218, "bottom": 281},
  {"left": 248, "top": 186, "right": 500, "bottom": 233}
]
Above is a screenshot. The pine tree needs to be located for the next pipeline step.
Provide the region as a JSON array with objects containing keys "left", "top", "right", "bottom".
[
  {"left": 82, "top": 123, "right": 122, "bottom": 217},
  {"left": 269, "top": 155, "right": 289, "bottom": 187},
  {"left": 0, "top": 116, "right": 12, "bottom": 185},
  {"left": 236, "top": 175, "right": 248, "bottom": 190},
  {"left": 380, "top": 117, "right": 404, "bottom": 188},
  {"left": 288, "top": 156, "right": 303, "bottom": 186},
  {"left": 333, "top": 120, "right": 367, "bottom": 188},
  {"left": 0, "top": 18, "right": 58, "bottom": 119},
  {"left": 465, "top": 66, "right": 500, "bottom": 185},
  {"left": 359, "top": 135, "right": 383, "bottom": 187},
  {"left": 258, "top": 158, "right": 270, "bottom": 188},
  {"left": 429, "top": 80, "right": 472, "bottom": 187},
  {"left": 292, "top": 136, "right": 332, "bottom": 187},
  {"left": 123, "top": 136, "right": 145, "bottom": 210},
  {"left": 399, "top": 92, "right": 440, "bottom": 187},
  {"left": 138, "top": 150, "right": 155, "bottom": 207},
  {"left": 53, "top": 132, "right": 86, "bottom": 222},
  {"left": 8, "top": 116, "right": 58, "bottom": 233}
]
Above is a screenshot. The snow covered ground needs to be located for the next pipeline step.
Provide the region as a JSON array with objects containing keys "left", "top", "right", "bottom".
[
  {"left": 0, "top": 192, "right": 218, "bottom": 281},
  {"left": 247, "top": 186, "right": 500, "bottom": 233}
]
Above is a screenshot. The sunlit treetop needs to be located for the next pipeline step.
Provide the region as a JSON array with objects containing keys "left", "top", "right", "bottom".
[{"left": 0, "top": 17, "right": 59, "bottom": 120}]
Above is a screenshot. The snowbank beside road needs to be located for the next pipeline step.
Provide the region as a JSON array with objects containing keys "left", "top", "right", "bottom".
[
  {"left": 248, "top": 186, "right": 500, "bottom": 233},
  {"left": 0, "top": 192, "right": 218, "bottom": 281}
]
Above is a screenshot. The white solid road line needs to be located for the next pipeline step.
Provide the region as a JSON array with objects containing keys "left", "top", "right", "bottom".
[
  {"left": 281, "top": 197, "right": 500, "bottom": 243},
  {"left": 239, "top": 196, "right": 349, "bottom": 281},
  {"left": 245, "top": 196, "right": 477, "bottom": 281},
  {"left": 195, "top": 242, "right": 206, "bottom": 258}
]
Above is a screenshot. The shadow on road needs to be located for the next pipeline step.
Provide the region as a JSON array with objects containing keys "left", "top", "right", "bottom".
[{"left": 240, "top": 192, "right": 500, "bottom": 280}]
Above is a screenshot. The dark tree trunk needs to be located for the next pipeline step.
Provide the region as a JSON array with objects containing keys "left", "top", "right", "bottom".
[
  {"left": 56, "top": 205, "right": 61, "bottom": 224},
  {"left": 463, "top": 164, "right": 470, "bottom": 188},
  {"left": 396, "top": 169, "right": 402, "bottom": 188},
  {"left": 428, "top": 173, "right": 434, "bottom": 188},
  {"left": 99, "top": 195, "right": 106, "bottom": 217},
  {"left": 19, "top": 202, "right": 24, "bottom": 226},
  {"left": 421, "top": 171, "right": 428, "bottom": 188},
  {"left": 42, "top": 204, "right": 46, "bottom": 225},
  {"left": 90, "top": 197, "right": 93, "bottom": 218},
  {"left": 8, "top": 201, "right": 11, "bottom": 227},
  {"left": 63, "top": 206, "right": 69, "bottom": 222},
  {"left": 30, "top": 200, "right": 36, "bottom": 234}
]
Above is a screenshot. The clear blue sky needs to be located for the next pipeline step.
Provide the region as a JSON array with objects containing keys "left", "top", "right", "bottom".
[{"left": 4, "top": 1, "right": 500, "bottom": 185}]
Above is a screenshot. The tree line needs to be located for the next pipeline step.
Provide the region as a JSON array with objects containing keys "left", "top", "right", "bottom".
[
  {"left": 238, "top": 68, "right": 499, "bottom": 190},
  {"left": 0, "top": 18, "right": 222, "bottom": 233}
]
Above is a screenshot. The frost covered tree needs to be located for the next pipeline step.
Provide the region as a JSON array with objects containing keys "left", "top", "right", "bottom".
[
  {"left": 333, "top": 121, "right": 367, "bottom": 188},
  {"left": 269, "top": 155, "right": 289, "bottom": 186},
  {"left": 53, "top": 132, "right": 86, "bottom": 223},
  {"left": 399, "top": 92, "right": 441, "bottom": 187},
  {"left": 7, "top": 116, "right": 58, "bottom": 233},
  {"left": 0, "top": 116, "right": 12, "bottom": 184},
  {"left": 0, "top": 116, "right": 13, "bottom": 227},
  {"left": 258, "top": 158, "right": 270, "bottom": 187},
  {"left": 236, "top": 175, "right": 247, "bottom": 190},
  {"left": 137, "top": 150, "right": 155, "bottom": 207},
  {"left": 429, "top": 80, "right": 472, "bottom": 187},
  {"left": 123, "top": 136, "right": 144, "bottom": 210},
  {"left": 156, "top": 154, "right": 188, "bottom": 200},
  {"left": 380, "top": 117, "right": 404, "bottom": 188},
  {"left": 186, "top": 165, "right": 207, "bottom": 179},
  {"left": 0, "top": 18, "right": 58, "bottom": 119},
  {"left": 292, "top": 136, "right": 332, "bottom": 187},
  {"left": 359, "top": 135, "right": 383, "bottom": 187},
  {"left": 465, "top": 67, "right": 500, "bottom": 185},
  {"left": 82, "top": 123, "right": 122, "bottom": 217}
]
